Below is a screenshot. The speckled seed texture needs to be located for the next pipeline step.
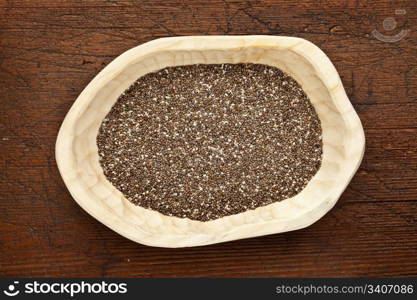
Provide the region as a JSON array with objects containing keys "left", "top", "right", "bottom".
[{"left": 97, "top": 64, "right": 323, "bottom": 221}]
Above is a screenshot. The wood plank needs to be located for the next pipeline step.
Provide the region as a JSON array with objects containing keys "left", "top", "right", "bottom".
[{"left": 1, "top": 0, "right": 416, "bottom": 277}]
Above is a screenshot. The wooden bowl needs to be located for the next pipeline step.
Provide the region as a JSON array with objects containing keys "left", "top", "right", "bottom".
[{"left": 56, "top": 36, "right": 365, "bottom": 247}]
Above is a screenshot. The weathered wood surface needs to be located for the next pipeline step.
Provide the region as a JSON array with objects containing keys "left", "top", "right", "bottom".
[{"left": 1, "top": 0, "right": 416, "bottom": 277}]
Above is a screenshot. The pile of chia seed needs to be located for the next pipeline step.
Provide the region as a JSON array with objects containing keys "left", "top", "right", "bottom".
[{"left": 97, "top": 63, "right": 322, "bottom": 221}]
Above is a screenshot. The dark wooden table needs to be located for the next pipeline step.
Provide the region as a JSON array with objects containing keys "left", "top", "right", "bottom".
[{"left": 1, "top": 0, "right": 416, "bottom": 277}]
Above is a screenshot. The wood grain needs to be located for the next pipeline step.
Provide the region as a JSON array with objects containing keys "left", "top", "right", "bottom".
[{"left": 1, "top": 0, "right": 416, "bottom": 277}]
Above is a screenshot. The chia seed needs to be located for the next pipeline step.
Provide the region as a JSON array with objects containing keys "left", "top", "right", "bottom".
[{"left": 97, "top": 63, "right": 322, "bottom": 221}]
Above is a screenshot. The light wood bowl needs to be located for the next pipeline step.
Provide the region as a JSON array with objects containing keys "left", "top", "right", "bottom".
[{"left": 56, "top": 36, "right": 365, "bottom": 247}]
